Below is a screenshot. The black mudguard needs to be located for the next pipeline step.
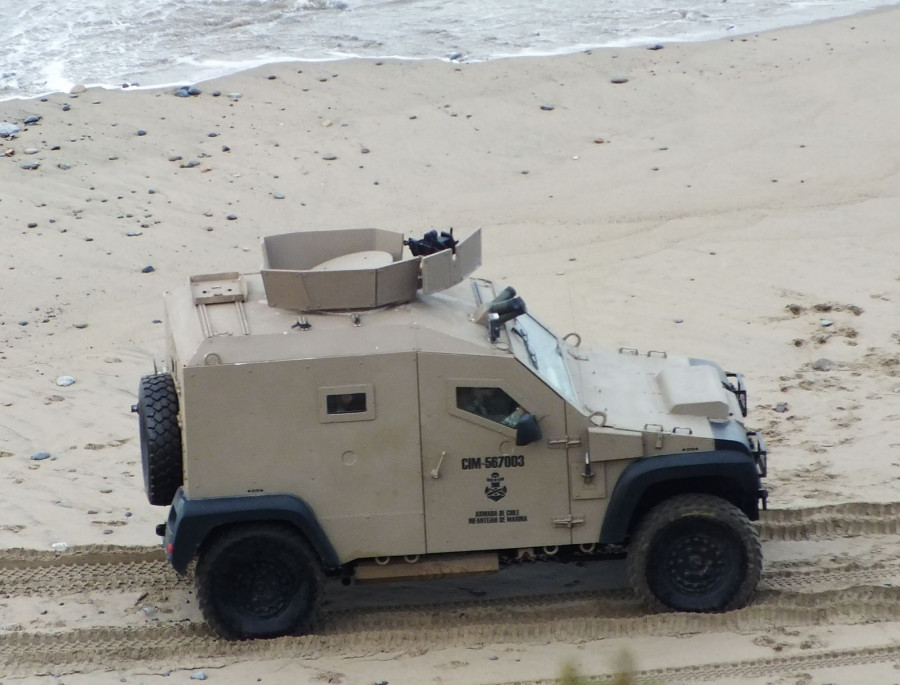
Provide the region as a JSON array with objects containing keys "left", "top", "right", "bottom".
[
  {"left": 598, "top": 450, "right": 763, "bottom": 545},
  {"left": 163, "top": 488, "right": 340, "bottom": 574}
]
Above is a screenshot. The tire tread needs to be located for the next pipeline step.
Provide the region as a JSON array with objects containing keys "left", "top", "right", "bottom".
[{"left": 626, "top": 493, "right": 762, "bottom": 613}]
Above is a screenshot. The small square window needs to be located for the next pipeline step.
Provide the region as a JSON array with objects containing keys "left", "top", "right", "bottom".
[
  {"left": 318, "top": 384, "right": 375, "bottom": 423},
  {"left": 326, "top": 392, "right": 367, "bottom": 414}
]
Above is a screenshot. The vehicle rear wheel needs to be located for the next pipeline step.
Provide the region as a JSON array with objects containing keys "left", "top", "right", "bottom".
[
  {"left": 196, "top": 523, "right": 324, "bottom": 640},
  {"left": 136, "top": 373, "right": 183, "bottom": 506},
  {"left": 627, "top": 494, "right": 761, "bottom": 612}
]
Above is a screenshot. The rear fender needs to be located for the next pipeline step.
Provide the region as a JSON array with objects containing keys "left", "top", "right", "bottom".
[{"left": 164, "top": 489, "right": 340, "bottom": 574}]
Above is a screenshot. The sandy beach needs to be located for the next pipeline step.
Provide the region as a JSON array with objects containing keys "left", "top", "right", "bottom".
[{"left": 1, "top": 5, "right": 899, "bottom": 683}]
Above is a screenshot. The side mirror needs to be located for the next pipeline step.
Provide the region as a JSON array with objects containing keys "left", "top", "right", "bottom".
[{"left": 515, "top": 413, "right": 542, "bottom": 446}]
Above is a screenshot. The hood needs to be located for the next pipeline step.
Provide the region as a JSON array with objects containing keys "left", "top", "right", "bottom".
[{"left": 567, "top": 347, "right": 743, "bottom": 435}]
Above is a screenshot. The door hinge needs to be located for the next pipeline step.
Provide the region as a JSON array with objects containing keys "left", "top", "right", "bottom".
[
  {"left": 548, "top": 437, "right": 582, "bottom": 449},
  {"left": 552, "top": 515, "right": 585, "bottom": 528}
]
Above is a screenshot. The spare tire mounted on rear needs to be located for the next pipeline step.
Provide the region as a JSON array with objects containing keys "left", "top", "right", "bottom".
[{"left": 136, "top": 373, "right": 184, "bottom": 506}]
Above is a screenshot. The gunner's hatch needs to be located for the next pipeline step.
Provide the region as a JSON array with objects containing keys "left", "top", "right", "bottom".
[{"left": 260, "top": 228, "right": 481, "bottom": 311}]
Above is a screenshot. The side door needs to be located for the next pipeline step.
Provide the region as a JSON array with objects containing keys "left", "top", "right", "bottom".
[{"left": 418, "top": 353, "right": 572, "bottom": 553}]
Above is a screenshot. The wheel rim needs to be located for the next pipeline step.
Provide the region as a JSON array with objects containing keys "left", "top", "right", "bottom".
[
  {"left": 651, "top": 520, "right": 742, "bottom": 608},
  {"left": 663, "top": 532, "right": 728, "bottom": 595},
  {"left": 227, "top": 558, "right": 299, "bottom": 619}
]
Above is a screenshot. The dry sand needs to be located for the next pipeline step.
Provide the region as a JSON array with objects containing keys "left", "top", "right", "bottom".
[{"left": 1, "top": 5, "right": 900, "bottom": 684}]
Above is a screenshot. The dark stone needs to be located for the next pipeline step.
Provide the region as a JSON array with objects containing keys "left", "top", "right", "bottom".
[
  {"left": 208, "top": 132, "right": 218, "bottom": 137},
  {"left": 648, "top": 44, "right": 664, "bottom": 50},
  {"left": 188, "top": 86, "right": 201, "bottom": 96},
  {"left": 168, "top": 155, "right": 182, "bottom": 162},
  {"left": 27, "top": 222, "right": 37, "bottom": 228},
  {"left": 449, "top": 52, "right": 463, "bottom": 61},
  {"left": 137, "top": 129, "right": 147, "bottom": 136},
  {"left": 62, "top": 104, "right": 71, "bottom": 111},
  {"left": 611, "top": 77, "right": 629, "bottom": 84},
  {"left": 181, "top": 160, "right": 200, "bottom": 168},
  {"left": 221, "top": 146, "right": 230, "bottom": 152},
  {"left": 148, "top": 189, "right": 156, "bottom": 194},
  {"left": 21, "top": 163, "right": 39, "bottom": 170},
  {"left": 212, "top": 91, "right": 221, "bottom": 97},
  {"left": 267, "top": 75, "right": 277, "bottom": 80},
  {"left": 24, "top": 115, "right": 42, "bottom": 125},
  {"left": 322, "top": 155, "right": 337, "bottom": 161},
  {"left": 31, "top": 451, "right": 51, "bottom": 461},
  {"left": 226, "top": 214, "right": 238, "bottom": 220},
  {"left": 361, "top": 148, "right": 370, "bottom": 154},
  {"left": 173, "top": 86, "right": 191, "bottom": 98},
  {"left": 540, "top": 104, "right": 554, "bottom": 111},
  {"left": 142, "top": 265, "right": 155, "bottom": 273}
]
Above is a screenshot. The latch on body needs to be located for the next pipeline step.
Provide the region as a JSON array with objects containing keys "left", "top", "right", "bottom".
[{"left": 552, "top": 515, "right": 585, "bottom": 528}]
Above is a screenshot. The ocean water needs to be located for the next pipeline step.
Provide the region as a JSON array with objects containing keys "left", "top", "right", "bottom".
[{"left": 2, "top": 0, "right": 897, "bottom": 101}]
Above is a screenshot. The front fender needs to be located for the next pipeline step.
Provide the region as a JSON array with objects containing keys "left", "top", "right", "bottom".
[
  {"left": 164, "top": 488, "right": 340, "bottom": 574},
  {"left": 598, "top": 450, "right": 762, "bottom": 545}
]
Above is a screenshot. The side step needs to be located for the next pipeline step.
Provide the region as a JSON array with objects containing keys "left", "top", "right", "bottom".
[{"left": 354, "top": 551, "right": 499, "bottom": 583}]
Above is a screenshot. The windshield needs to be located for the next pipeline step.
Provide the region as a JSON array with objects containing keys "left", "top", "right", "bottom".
[{"left": 509, "top": 314, "right": 577, "bottom": 406}]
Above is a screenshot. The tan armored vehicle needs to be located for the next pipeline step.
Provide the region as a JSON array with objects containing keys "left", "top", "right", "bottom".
[{"left": 135, "top": 228, "right": 768, "bottom": 639}]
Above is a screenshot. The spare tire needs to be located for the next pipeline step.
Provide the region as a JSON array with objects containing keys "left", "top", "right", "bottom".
[{"left": 137, "top": 373, "right": 184, "bottom": 506}]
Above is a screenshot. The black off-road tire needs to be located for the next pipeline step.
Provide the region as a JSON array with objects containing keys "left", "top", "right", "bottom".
[
  {"left": 137, "top": 373, "right": 183, "bottom": 506},
  {"left": 626, "top": 494, "right": 762, "bottom": 613},
  {"left": 196, "top": 523, "right": 324, "bottom": 640}
]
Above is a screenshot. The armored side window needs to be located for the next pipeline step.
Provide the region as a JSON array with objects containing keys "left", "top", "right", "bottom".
[
  {"left": 456, "top": 386, "right": 524, "bottom": 428},
  {"left": 319, "top": 384, "right": 375, "bottom": 423},
  {"left": 326, "top": 392, "right": 367, "bottom": 414}
]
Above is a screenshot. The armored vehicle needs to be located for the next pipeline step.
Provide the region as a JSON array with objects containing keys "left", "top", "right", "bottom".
[{"left": 135, "top": 228, "right": 768, "bottom": 640}]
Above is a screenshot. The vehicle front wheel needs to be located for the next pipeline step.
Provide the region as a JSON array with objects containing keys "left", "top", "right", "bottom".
[
  {"left": 196, "top": 523, "right": 324, "bottom": 639},
  {"left": 627, "top": 494, "right": 761, "bottom": 613}
]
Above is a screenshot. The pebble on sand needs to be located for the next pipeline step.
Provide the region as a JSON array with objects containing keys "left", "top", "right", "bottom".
[
  {"left": 56, "top": 376, "right": 76, "bottom": 387},
  {"left": 174, "top": 86, "right": 202, "bottom": 97},
  {"left": 136, "top": 129, "right": 147, "bottom": 136},
  {"left": 0, "top": 122, "right": 21, "bottom": 137},
  {"left": 24, "top": 115, "right": 42, "bottom": 125},
  {"left": 31, "top": 451, "right": 51, "bottom": 461},
  {"left": 611, "top": 77, "right": 629, "bottom": 84},
  {"left": 142, "top": 265, "right": 155, "bottom": 273}
]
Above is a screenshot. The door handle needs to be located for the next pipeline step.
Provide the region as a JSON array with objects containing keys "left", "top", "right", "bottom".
[{"left": 431, "top": 451, "right": 447, "bottom": 479}]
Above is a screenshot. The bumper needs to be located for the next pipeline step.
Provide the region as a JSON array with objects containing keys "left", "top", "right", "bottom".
[{"left": 747, "top": 430, "right": 767, "bottom": 478}]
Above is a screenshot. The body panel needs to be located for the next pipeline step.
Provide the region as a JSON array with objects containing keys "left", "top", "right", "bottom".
[
  {"left": 181, "top": 351, "right": 426, "bottom": 562},
  {"left": 418, "top": 352, "right": 572, "bottom": 552}
]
